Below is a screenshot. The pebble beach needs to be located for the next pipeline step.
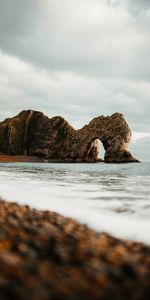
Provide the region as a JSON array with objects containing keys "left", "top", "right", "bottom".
[{"left": 0, "top": 199, "right": 149, "bottom": 300}]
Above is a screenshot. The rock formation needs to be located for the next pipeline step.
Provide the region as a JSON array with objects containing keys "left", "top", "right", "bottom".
[{"left": 0, "top": 110, "right": 139, "bottom": 163}]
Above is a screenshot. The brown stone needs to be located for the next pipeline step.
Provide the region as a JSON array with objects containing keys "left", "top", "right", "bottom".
[
  {"left": 0, "top": 199, "right": 149, "bottom": 300},
  {"left": 0, "top": 110, "right": 139, "bottom": 163}
]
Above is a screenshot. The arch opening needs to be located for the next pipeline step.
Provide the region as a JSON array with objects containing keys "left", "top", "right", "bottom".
[{"left": 86, "top": 138, "right": 105, "bottom": 162}]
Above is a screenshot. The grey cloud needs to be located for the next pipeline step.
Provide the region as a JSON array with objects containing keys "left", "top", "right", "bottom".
[
  {"left": 130, "top": 136, "right": 150, "bottom": 161},
  {"left": 127, "top": 0, "right": 150, "bottom": 15},
  {"left": 0, "top": 50, "right": 149, "bottom": 132},
  {"left": 0, "top": 0, "right": 37, "bottom": 37},
  {"left": 0, "top": 0, "right": 149, "bottom": 81},
  {"left": 0, "top": 0, "right": 150, "bottom": 156}
]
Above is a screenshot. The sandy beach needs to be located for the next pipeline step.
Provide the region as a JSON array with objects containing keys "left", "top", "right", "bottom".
[
  {"left": 0, "top": 155, "right": 44, "bottom": 163},
  {"left": 0, "top": 199, "right": 149, "bottom": 299},
  {"left": 0, "top": 155, "right": 104, "bottom": 164}
]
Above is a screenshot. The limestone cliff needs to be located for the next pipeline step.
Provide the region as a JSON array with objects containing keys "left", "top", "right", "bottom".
[{"left": 0, "top": 110, "right": 139, "bottom": 163}]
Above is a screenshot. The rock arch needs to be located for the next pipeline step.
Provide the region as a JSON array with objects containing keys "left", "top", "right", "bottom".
[
  {"left": 86, "top": 138, "right": 102, "bottom": 161},
  {"left": 71, "top": 112, "right": 137, "bottom": 162},
  {"left": 0, "top": 110, "right": 139, "bottom": 163}
]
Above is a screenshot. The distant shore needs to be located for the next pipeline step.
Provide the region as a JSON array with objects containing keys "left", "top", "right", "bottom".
[
  {"left": 0, "top": 199, "right": 149, "bottom": 299},
  {"left": 0, "top": 155, "right": 103, "bottom": 163},
  {"left": 0, "top": 155, "right": 140, "bottom": 164}
]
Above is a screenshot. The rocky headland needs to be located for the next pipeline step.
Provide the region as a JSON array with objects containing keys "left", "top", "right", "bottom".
[
  {"left": 0, "top": 110, "right": 139, "bottom": 163},
  {"left": 0, "top": 199, "right": 149, "bottom": 300}
]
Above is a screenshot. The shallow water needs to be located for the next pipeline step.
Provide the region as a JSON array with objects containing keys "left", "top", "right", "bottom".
[{"left": 0, "top": 162, "right": 150, "bottom": 244}]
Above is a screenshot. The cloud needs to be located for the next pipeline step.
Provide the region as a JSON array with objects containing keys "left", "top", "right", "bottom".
[
  {"left": 132, "top": 132, "right": 150, "bottom": 140},
  {"left": 129, "top": 135, "right": 150, "bottom": 161},
  {"left": 0, "top": 0, "right": 149, "bottom": 80},
  {"left": 0, "top": 50, "right": 150, "bottom": 133},
  {"left": 127, "top": 0, "right": 150, "bottom": 15},
  {"left": 0, "top": 0, "right": 150, "bottom": 149}
]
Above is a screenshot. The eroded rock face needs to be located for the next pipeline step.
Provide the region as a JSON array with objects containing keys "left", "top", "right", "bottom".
[{"left": 0, "top": 110, "right": 139, "bottom": 163}]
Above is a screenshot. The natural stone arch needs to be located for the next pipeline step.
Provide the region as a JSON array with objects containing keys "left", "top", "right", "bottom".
[
  {"left": 65, "top": 112, "right": 138, "bottom": 163},
  {"left": 0, "top": 110, "right": 139, "bottom": 163},
  {"left": 85, "top": 138, "right": 104, "bottom": 161}
]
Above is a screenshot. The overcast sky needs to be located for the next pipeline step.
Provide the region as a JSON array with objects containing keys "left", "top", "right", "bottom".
[{"left": 0, "top": 0, "right": 149, "bottom": 136}]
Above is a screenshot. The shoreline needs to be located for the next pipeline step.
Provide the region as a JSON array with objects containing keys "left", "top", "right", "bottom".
[
  {"left": 0, "top": 155, "right": 44, "bottom": 163},
  {"left": 0, "top": 155, "right": 103, "bottom": 163},
  {"left": 0, "top": 199, "right": 149, "bottom": 299},
  {"left": 0, "top": 155, "right": 140, "bottom": 163}
]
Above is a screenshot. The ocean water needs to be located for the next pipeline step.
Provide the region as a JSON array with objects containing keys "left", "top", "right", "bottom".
[{"left": 0, "top": 162, "right": 150, "bottom": 244}]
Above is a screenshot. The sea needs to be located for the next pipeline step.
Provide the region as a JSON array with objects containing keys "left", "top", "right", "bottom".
[{"left": 0, "top": 162, "right": 150, "bottom": 244}]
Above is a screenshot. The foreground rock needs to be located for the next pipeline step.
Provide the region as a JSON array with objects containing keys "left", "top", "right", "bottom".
[
  {"left": 0, "top": 200, "right": 149, "bottom": 300},
  {"left": 0, "top": 110, "right": 139, "bottom": 163}
]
